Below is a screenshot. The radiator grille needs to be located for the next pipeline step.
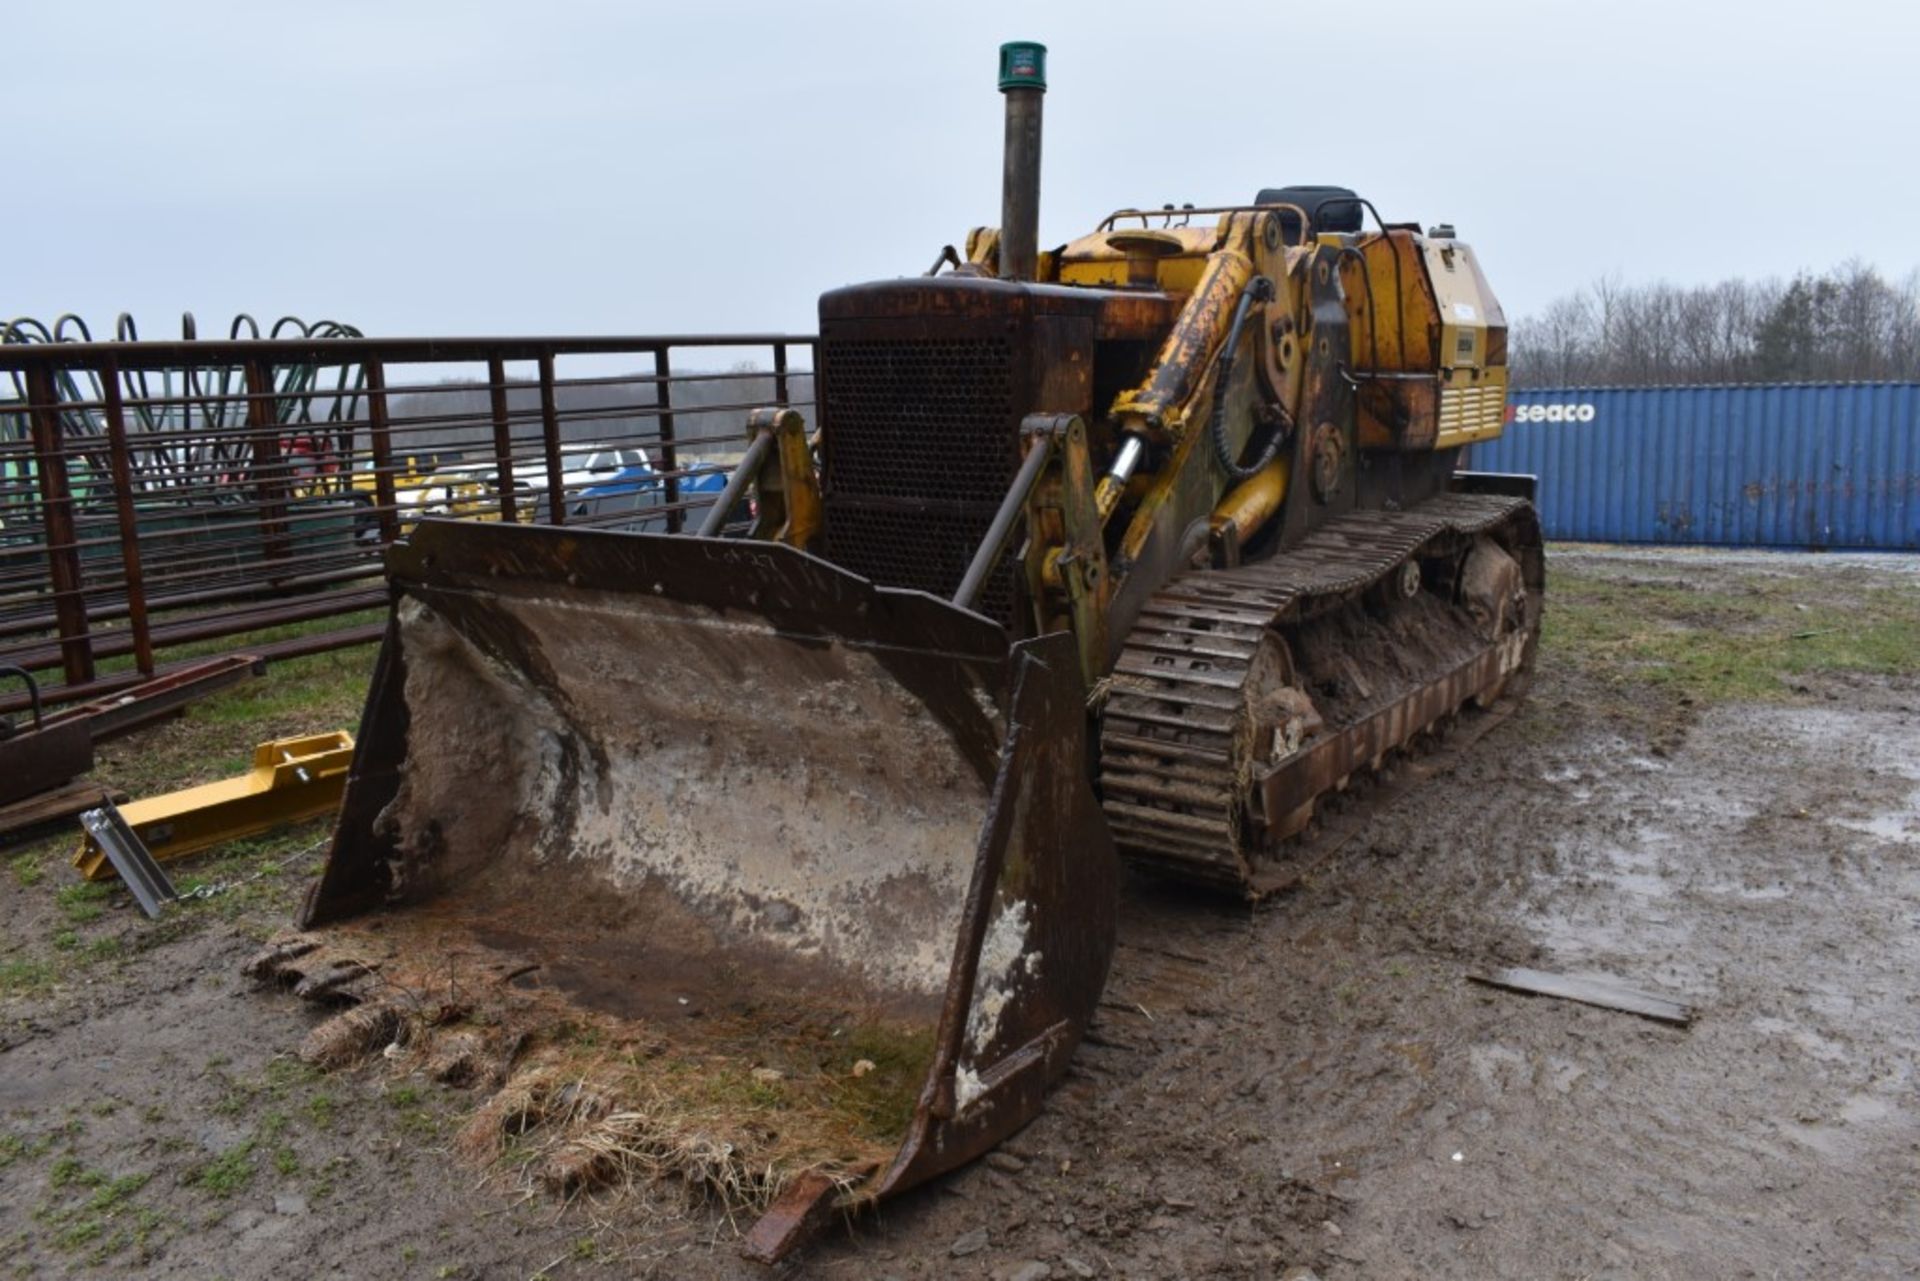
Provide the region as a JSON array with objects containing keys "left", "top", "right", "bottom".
[
  {"left": 819, "top": 336, "right": 1018, "bottom": 621},
  {"left": 1437, "top": 375, "right": 1509, "bottom": 447},
  {"left": 820, "top": 337, "right": 1015, "bottom": 503},
  {"left": 821, "top": 505, "right": 1016, "bottom": 623}
]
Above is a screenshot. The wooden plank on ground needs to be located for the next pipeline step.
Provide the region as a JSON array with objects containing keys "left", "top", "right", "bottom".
[
  {"left": 0, "top": 782, "right": 128, "bottom": 844},
  {"left": 1468, "top": 966, "right": 1697, "bottom": 1027}
]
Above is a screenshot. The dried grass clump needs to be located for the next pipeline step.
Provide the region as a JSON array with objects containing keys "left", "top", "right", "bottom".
[
  {"left": 425, "top": 1030, "right": 489, "bottom": 1085},
  {"left": 454, "top": 1066, "right": 565, "bottom": 1162},
  {"left": 483, "top": 1043, "right": 906, "bottom": 1217},
  {"left": 537, "top": 1108, "right": 784, "bottom": 1208},
  {"left": 301, "top": 1002, "right": 403, "bottom": 1069},
  {"left": 252, "top": 929, "right": 930, "bottom": 1221}
]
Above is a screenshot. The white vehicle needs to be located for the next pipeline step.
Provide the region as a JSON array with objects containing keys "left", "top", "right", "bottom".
[{"left": 511, "top": 446, "right": 652, "bottom": 500}]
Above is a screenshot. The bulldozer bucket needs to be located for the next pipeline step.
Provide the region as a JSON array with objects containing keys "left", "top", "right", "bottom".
[{"left": 268, "top": 518, "right": 1116, "bottom": 1260}]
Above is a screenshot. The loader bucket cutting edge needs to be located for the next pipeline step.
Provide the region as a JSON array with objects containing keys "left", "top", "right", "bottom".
[{"left": 287, "top": 519, "right": 1117, "bottom": 1260}]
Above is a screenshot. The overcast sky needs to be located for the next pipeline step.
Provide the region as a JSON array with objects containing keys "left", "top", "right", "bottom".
[{"left": 9, "top": 0, "right": 1917, "bottom": 344}]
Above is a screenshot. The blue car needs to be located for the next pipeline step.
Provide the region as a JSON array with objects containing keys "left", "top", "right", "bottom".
[{"left": 574, "top": 460, "right": 738, "bottom": 532}]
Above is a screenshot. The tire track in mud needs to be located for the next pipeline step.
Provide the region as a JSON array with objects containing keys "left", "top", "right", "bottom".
[{"left": 811, "top": 710, "right": 1539, "bottom": 1279}]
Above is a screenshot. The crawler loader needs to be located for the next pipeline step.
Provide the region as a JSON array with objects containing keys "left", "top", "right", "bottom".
[{"left": 252, "top": 42, "right": 1541, "bottom": 1261}]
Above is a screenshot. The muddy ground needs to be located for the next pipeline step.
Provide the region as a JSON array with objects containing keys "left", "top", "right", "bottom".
[{"left": 3, "top": 547, "right": 1917, "bottom": 1280}]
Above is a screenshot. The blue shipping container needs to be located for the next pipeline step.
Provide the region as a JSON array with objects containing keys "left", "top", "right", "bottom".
[{"left": 1468, "top": 383, "right": 1920, "bottom": 550}]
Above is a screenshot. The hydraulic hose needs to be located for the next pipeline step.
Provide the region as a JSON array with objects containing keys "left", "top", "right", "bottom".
[{"left": 1208, "top": 275, "right": 1286, "bottom": 485}]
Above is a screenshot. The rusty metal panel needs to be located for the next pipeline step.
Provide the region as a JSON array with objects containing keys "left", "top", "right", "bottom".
[
  {"left": 0, "top": 716, "right": 93, "bottom": 806},
  {"left": 818, "top": 284, "right": 1026, "bottom": 622},
  {"left": 817, "top": 276, "right": 1108, "bottom": 627},
  {"left": 0, "top": 333, "right": 817, "bottom": 709},
  {"left": 1473, "top": 383, "right": 1920, "bottom": 549}
]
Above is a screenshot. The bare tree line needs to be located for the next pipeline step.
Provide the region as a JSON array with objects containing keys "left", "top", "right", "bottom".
[
  {"left": 1508, "top": 261, "right": 1920, "bottom": 387},
  {"left": 385, "top": 365, "right": 816, "bottom": 455}
]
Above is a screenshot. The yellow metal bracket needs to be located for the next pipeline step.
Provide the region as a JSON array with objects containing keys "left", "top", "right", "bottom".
[
  {"left": 73, "top": 732, "right": 355, "bottom": 882},
  {"left": 1020, "top": 414, "right": 1112, "bottom": 688},
  {"left": 744, "top": 407, "right": 824, "bottom": 552}
]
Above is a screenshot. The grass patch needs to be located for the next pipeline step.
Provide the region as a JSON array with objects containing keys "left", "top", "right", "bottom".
[
  {"left": 53, "top": 881, "right": 112, "bottom": 926},
  {"left": 392, "top": 1094, "right": 443, "bottom": 1140},
  {"left": 187, "top": 1097, "right": 317, "bottom": 1192},
  {"left": 42, "top": 926, "right": 124, "bottom": 970},
  {"left": 210, "top": 1058, "right": 327, "bottom": 1123},
  {"left": 170, "top": 824, "right": 333, "bottom": 921},
  {"left": 0, "top": 957, "right": 56, "bottom": 998},
  {"left": 34, "top": 1160, "right": 152, "bottom": 1260},
  {"left": 264, "top": 1056, "right": 321, "bottom": 1094},
  {"left": 52, "top": 1155, "right": 105, "bottom": 1188},
  {"left": 307, "top": 1154, "right": 352, "bottom": 1202},
  {"left": 86, "top": 1172, "right": 150, "bottom": 1211},
  {"left": 824, "top": 1022, "right": 937, "bottom": 1144},
  {"left": 8, "top": 851, "right": 44, "bottom": 888},
  {"left": 1542, "top": 562, "right": 1920, "bottom": 710},
  {"left": 193, "top": 1141, "right": 256, "bottom": 1197},
  {"left": 196, "top": 638, "right": 377, "bottom": 728},
  {"left": 89, "top": 637, "right": 375, "bottom": 799},
  {"left": 210, "top": 1079, "right": 252, "bottom": 1118},
  {"left": 0, "top": 1132, "right": 52, "bottom": 1169},
  {"left": 400, "top": 1111, "right": 441, "bottom": 1139}
]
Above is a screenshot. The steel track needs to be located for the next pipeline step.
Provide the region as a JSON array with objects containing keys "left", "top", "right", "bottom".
[{"left": 1099, "top": 492, "right": 1540, "bottom": 894}]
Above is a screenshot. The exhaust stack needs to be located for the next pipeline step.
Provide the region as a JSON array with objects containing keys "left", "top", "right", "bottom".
[{"left": 997, "top": 41, "right": 1046, "bottom": 281}]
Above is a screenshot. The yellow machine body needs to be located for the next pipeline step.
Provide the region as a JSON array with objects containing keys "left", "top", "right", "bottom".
[{"left": 74, "top": 732, "right": 355, "bottom": 880}]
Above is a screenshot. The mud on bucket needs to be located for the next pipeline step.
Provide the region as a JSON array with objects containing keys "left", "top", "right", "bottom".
[{"left": 257, "top": 519, "right": 1116, "bottom": 1262}]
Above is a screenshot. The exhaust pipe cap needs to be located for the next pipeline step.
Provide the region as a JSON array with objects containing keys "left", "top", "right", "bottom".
[{"left": 998, "top": 41, "right": 1046, "bottom": 92}]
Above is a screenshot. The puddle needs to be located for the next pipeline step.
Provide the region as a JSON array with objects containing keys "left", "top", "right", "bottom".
[
  {"left": 1831, "top": 789, "right": 1920, "bottom": 848},
  {"left": 1520, "top": 705, "right": 1920, "bottom": 1007},
  {"left": 1530, "top": 828, "right": 1692, "bottom": 960},
  {"left": 1777, "top": 1118, "right": 1849, "bottom": 1158},
  {"left": 1699, "top": 880, "right": 1792, "bottom": 901},
  {"left": 1750, "top": 1015, "right": 1849, "bottom": 1062},
  {"left": 1839, "top": 1093, "right": 1894, "bottom": 1126}
]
